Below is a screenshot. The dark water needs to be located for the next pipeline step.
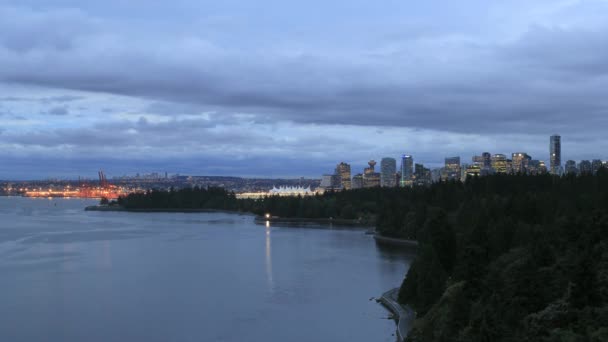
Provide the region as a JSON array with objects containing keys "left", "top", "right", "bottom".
[{"left": 0, "top": 197, "right": 413, "bottom": 342}]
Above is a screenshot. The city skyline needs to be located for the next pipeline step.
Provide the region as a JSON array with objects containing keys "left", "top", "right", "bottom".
[
  {"left": 2, "top": 1, "right": 608, "bottom": 179},
  {"left": 2, "top": 133, "right": 607, "bottom": 181}
]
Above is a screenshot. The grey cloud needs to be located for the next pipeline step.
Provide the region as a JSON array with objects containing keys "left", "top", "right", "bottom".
[
  {"left": 47, "top": 106, "right": 69, "bottom": 115},
  {"left": 0, "top": 95, "right": 84, "bottom": 103},
  {"left": 1, "top": 6, "right": 608, "bottom": 138}
]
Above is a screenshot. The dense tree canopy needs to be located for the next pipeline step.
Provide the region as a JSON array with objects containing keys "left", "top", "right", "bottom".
[{"left": 395, "top": 171, "right": 608, "bottom": 342}]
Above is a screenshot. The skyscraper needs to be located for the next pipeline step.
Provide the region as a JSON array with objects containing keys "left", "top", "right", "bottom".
[
  {"left": 444, "top": 156, "right": 461, "bottom": 181},
  {"left": 400, "top": 155, "right": 413, "bottom": 186},
  {"left": 363, "top": 160, "right": 381, "bottom": 188},
  {"left": 550, "top": 134, "right": 561, "bottom": 175},
  {"left": 351, "top": 174, "right": 363, "bottom": 189},
  {"left": 511, "top": 152, "right": 531, "bottom": 174},
  {"left": 482, "top": 152, "right": 492, "bottom": 169},
  {"left": 335, "top": 162, "right": 352, "bottom": 190},
  {"left": 380, "top": 158, "right": 397, "bottom": 187},
  {"left": 491, "top": 154, "right": 508, "bottom": 174}
]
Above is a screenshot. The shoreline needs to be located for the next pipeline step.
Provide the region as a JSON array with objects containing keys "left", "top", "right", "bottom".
[
  {"left": 253, "top": 215, "right": 374, "bottom": 227},
  {"left": 84, "top": 205, "right": 250, "bottom": 214},
  {"left": 373, "top": 234, "right": 419, "bottom": 248},
  {"left": 378, "top": 288, "right": 415, "bottom": 342}
]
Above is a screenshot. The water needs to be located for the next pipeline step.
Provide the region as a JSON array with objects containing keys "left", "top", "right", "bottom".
[{"left": 0, "top": 197, "right": 413, "bottom": 342}]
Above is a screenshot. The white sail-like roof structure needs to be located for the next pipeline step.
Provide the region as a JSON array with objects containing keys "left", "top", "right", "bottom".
[{"left": 269, "top": 185, "right": 313, "bottom": 196}]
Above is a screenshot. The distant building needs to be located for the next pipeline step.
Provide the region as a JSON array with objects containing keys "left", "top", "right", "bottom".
[
  {"left": 413, "top": 163, "right": 431, "bottom": 185},
  {"left": 527, "top": 160, "right": 545, "bottom": 175},
  {"left": 565, "top": 160, "right": 578, "bottom": 175},
  {"left": 320, "top": 174, "right": 339, "bottom": 189},
  {"left": 363, "top": 160, "right": 381, "bottom": 188},
  {"left": 579, "top": 160, "right": 592, "bottom": 174},
  {"left": 482, "top": 152, "right": 492, "bottom": 169},
  {"left": 444, "top": 156, "right": 461, "bottom": 181},
  {"left": 269, "top": 186, "right": 314, "bottom": 196},
  {"left": 380, "top": 158, "right": 397, "bottom": 187},
  {"left": 512, "top": 152, "right": 531, "bottom": 174},
  {"left": 592, "top": 159, "right": 603, "bottom": 174},
  {"left": 335, "top": 162, "right": 352, "bottom": 190},
  {"left": 492, "top": 154, "right": 508, "bottom": 174},
  {"left": 352, "top": 174, "right": 364, "bottom": 189},
  {"left": 465, "top": 164, "right": 482, "bottom": 178},
  {"left": 550, "top": 135, "right": 561, "bottom": 175},
  {"left": 400, "top": 155, "right": 414, "bottom": 187},
  {"left": 539, "top": 161, "right": 548, "bottom": 174}
]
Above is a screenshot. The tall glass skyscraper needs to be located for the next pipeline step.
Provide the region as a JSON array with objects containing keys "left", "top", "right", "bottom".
[
  {"left": 550, "top": 134, "right": 561, "bottom": 175},
  {"left": 400, "top": 155, "right": 413, "bottom": 186},
  {"left": 380, "top": 158, "right": 397, "bottom": 187}
]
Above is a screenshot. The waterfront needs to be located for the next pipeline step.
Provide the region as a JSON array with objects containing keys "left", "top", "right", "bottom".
[{"left": 0, "top": 197, "right": 413, "bottom": 342}]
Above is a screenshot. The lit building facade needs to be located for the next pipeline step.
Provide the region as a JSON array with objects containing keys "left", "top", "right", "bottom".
[
  {"left": 444, "top": 156, "right": 461, "bottom": 181},
  {"left": 335, "top": 162, "right": 352, "bottom": 190},
  {"left": 400, "top": 155, "right": 414, "bottom": 187},
  {"left": 491, "top": 154, "right": 508, "bottom": 174},
  {"left": 511, "top": 152, "right": 531, "bottom": 174},
  {"left": 363, "top": 160, "right": 381, "bottom": 188},
  {"left": 380, "top": 158, "right": 397, "bottom": 187},
  {"left": 550, "top": 134, "right": 561, "bottom": 175}
]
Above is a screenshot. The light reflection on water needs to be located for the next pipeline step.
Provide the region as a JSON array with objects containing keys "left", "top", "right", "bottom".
[{"left": 0, "top": 197, "right": 413, "bottom": 342}]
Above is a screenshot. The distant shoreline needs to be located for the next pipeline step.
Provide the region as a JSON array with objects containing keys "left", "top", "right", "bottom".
[
  {"left": 373, "top": 234, "right": 419, "bottom": 248},
  {"left": 253, "top": 215, "right": 374, "bottom": 227},
  {"left": 84, "top": 205, "right": 249, "bottom": 214}
]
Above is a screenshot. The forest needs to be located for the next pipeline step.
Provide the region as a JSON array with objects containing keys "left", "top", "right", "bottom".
[
  {"left": 394, "top": 171, "right": 608, "bottom": 341},
  {"left": 116, "top": 172, "right": 608, "bottom": 341}
]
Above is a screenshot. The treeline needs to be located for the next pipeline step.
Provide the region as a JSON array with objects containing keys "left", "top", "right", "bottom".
[
  {"left": 118, "top": 187, "right": 240, "bottom": 210},
  {"left": 117, "top": 186, "right": 396, "bottom": 222},
  {"left": 392, "top": 171, "right": 608, "bottom": 341}
]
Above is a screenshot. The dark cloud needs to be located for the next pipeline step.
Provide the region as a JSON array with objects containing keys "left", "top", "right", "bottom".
[
  {"left": 46, "top": 106, "right": 70, "bottom": 115},
  {"left": 2, "top": 16, "right": 607, "bottom": 136}
]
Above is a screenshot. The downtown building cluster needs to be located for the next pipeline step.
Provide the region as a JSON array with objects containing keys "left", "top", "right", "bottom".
[{"left": 319, "top": 134, "right": 608, "bottom": 190}]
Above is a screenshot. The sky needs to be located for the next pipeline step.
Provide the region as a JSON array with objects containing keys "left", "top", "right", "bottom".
[{"left": 1, "top": 0, "right": 608, "bottom": 179}]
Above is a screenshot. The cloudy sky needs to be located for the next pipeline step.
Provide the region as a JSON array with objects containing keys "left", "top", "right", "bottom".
[{"left": 1, "top": 0, "right": 608, "bottom": 179}]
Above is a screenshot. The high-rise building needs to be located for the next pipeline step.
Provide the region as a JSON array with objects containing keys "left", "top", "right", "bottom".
[
  {"left": 444, "top": 157, "right": 461, "bottom": 181},
  {"left": 592, "top": 159, "right": 603, "bottom": 174},
  {"left": 400, "top": 155, "right": 414, "bottom": 187},
  {"left": 511, "top": 152, "right": 531, "bottom": 174},
  {"left": 482, "top": 152, "right": 492, "bottom": 169},
  {"left": 539, "top": 161, "right": 548, "bottom": 174},
  {"left": 579, "top": 160, "right": 592, "bottom": 174},
  {"left": 565, "top": 160, "right": 578, "bottom": 175},
  {"left": 363, "top": 160, "right": 381, "bottom": 188},
  {"left": 380, "top": 158, "right": 397, "bottom": 187},
  {"left": 320, "top": 174, "right": 334, "bottom": 189},
  {"left": 335, "top": 162, "right": 351, "bottom": 190},
  {"left": 465, "top": 164, "right": 482, "bottom": 178},
  {"left": 351, "top": 174, "right": 364, "bottom": 189},
  {"left": 413, "top": 164, "right": 431, "bottom": 186},
  {"left": 491, "top": 154, "right": 508, "bottom": 174},
  {"left": 550, "top": 134, "right": 561, "bottom": 175}
]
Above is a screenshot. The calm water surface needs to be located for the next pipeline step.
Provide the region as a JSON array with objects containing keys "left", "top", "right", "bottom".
[{"left": 0, "top": 197, "right": 413, "bottom": 342}]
